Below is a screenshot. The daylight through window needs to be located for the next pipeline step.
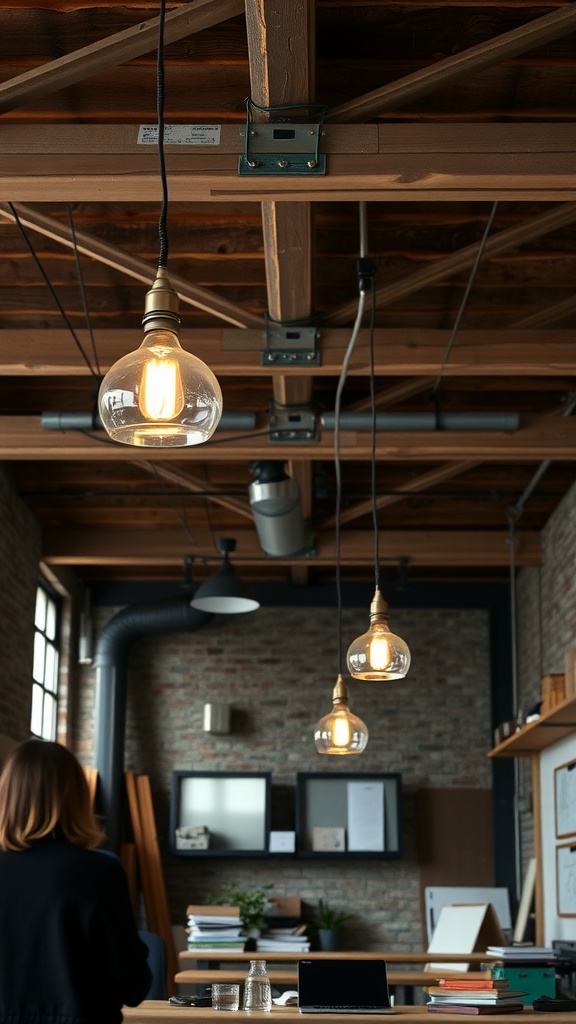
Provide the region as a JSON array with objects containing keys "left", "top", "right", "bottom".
[{"left": 30, "top": 582, "right": 61, "bottom": 741}]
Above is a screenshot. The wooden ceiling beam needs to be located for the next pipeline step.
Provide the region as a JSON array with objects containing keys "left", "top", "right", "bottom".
[
  {"left": 4, "top": 415, "right": 576, "bottom": 461},
  {"left": 324, "top": 461, "right": 481, "bottom": 528},
  {"left": 41, "top": 527, "right": 541, "bottom": 568},
  {"left": 245, "top": 0, "right": 316, "bottom": 583},
  {"left": 0, "top": 0, "right": 245, "bottom": 115},
  {"left": 2, "top": 328, "right": 573, "bottom": 377},
  {"left": 2, "top": 125, "right": 576, "bottom": 203},
  {"left": 327, "top": 201, "right": 576, "bottom": 325},
  {"left": 0, "top": 203, "right": 262, "bottom": 329},
  {"left": 328, "top": 5, "right": 576, "bottom": 123}
]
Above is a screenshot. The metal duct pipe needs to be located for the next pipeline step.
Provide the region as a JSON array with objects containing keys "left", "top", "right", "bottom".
[
  {"left": 249, "top": 460, "right": 306, "bottom": 556},
  {"left": 94, "top": 597, "right": 212, "bottom": 851},
  {"left": 41, "top": 410, "right": 256, "bottom": 431},
  {"left": 321, "top": 411, "right": 520, "bottom": 431}
]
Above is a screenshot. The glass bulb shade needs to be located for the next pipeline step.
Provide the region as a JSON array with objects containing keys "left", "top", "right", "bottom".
[
  {"left": 347, "top": 621, "right": 411, "bottom": 680},
  {"left": 98, "top": 329, "right": 223, "bottom": 447},
  {"left": 314, "top": 702, "right": 369, "bottom": 755}
]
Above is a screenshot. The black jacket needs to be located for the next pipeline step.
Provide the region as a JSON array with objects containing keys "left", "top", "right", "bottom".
[{"left": 0, "top": 836, "right": 152, "bottom": 1024}]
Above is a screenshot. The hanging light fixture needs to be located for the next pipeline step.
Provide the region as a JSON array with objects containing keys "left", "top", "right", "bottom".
[
  {"left": 190, "top": 538, "right": 260, "bottom": 615},
  {"left": 314, "top": 674, "right": 368, "bottom": 755},
  {"left": 98, "top": 0, "right": 222, "bottom": 448},
  {"left": 346, "top": 206, "right": 410, "bottom": 682},
  {"left": 346, "top": 587, "right": 411, "bottom": 680},
  {"left": 314, "top": 209, "right": 369, "bottom": 755}
]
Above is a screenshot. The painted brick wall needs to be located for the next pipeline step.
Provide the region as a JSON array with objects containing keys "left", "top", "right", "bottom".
[
  {"left": 0, "top": 466, "right": 42, "bottom": 741},
  {"left": 73, "top": 603, "right": 491, "bottom": 950}
]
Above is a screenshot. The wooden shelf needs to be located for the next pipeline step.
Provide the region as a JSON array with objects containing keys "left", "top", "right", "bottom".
[{"left": 488, "top": 694, "right": 576, "bottom": 757}]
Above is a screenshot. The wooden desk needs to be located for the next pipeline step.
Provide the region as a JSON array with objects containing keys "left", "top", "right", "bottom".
[
  {"left": 175, "top": 970, "right": 488, "bottom": 988},
  {"left": 179, "top": 953, "right": 494, "bottom": 966},
  {"left": 124, "top": 1003, "right": 557, "bottom": 1024}
]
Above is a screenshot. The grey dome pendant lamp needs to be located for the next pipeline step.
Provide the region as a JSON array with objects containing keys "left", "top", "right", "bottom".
[{"left": 190, "top": 538, "right": 260, "bottom": 614}]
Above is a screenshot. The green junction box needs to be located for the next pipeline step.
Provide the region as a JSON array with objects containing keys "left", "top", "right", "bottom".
[{"left": 491, "top": 964, "right": 556, "bottom": 1004}]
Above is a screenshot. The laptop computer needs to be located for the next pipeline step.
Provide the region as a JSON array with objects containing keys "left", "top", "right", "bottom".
[{"left": 297, "top": 958, "right": 395, "bottom": 1014}]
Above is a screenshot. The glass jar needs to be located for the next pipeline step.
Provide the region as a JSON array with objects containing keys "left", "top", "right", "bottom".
[{"left": 243, "top": 959, "right": 272, "bottom": 1012}]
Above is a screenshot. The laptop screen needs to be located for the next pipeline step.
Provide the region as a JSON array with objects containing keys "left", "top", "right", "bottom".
[{"left": 298, "top": 959, "right": 392, "bottom": 1011}]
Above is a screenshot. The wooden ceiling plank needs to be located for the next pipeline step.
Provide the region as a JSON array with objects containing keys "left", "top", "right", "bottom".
[
  {"left": 327, "top": 201, "right": 576, "bottom": 325},
  {"left": 4, "top": 415, "right": 576, "bottom": 461},
  {"left": 137, "top": 461, "right": 254, "bottom": 520},
  {"left": 325, "top": 460, "right": 481, "bottom": 528},
  {"left": 510, "top": 295, "right": 576, "bottom": 330},
  {"left": 0, "top": 0, "right": 245, "bottom": 115},
  {"left": 1, "top": 328, "right": 575, "bottom": 376},
  {"left": 40, "top": 526, "right": 541, "bottom": 568},
  {"left": 0, "top": 202, "right": 262, "bottom": 329},
  {"left": 346, "top": 378, "right": 436, "bottom": 414},
  {"left": 327, "top": 5, "right": 576, "bottom": 124}
]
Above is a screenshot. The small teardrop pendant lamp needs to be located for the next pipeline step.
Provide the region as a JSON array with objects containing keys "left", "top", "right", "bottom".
[{"left": 346, "top": 213, "right": 410, "bottom": 682}]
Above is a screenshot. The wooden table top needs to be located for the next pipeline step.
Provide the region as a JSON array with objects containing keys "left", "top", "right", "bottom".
[
  {"left": 123, "top": 1003, "right": 554, "bottom": 1024},
  {"left": 179, "top": 953, "right": 495, "bottom": 966},
  {"left": 175, "top": 970, "right": 488, "bottom": 988}
]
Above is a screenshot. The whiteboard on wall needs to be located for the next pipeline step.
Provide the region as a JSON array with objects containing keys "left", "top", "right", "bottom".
[
  {"left": 540, "top": 733, "right": 576, "bottom": 943},
  {"left": 424, "top": 886, "right": 512, "bottom": 943}
]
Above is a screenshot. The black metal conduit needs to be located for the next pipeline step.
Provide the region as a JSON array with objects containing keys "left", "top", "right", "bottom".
[{"left": 94, "top": 597, "right": 212, "bottom": 851}]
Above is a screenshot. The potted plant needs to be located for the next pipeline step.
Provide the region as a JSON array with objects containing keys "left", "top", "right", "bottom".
[
  {"left": 210, "top": 883, "right": 274, "bottom": 941},
  {"left": 310, "top": 898, "right": 350, "bottom": 951}
]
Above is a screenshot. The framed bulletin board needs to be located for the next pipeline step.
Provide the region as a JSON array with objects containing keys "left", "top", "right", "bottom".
[
  {"left": 556, "top": 842, "right": 576, "bottom": 917},
  {"left": 554, "top": 759, "right": 576, "bottom": 838}
]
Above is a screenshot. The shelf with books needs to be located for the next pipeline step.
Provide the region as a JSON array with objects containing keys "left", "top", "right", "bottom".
[{"left": 488, "top": 694, "right": 576, "bottom": 757}]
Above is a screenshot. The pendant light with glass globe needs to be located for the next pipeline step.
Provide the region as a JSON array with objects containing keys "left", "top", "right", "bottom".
[{"left": 98, "top": 0, "right": 222, "bottom": 448}]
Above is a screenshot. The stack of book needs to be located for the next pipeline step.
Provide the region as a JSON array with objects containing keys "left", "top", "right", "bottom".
[
  {"left": 186, "top": 904, "right": 245, "bottom": 953},
  {"left": 255, "top": 923, "right": 310, "bottom": 953},
  {"left": 486, "top": 946, "right": 556, "bottom": 962},
  {"left": 426, "top": 977, "right": 526, "bottom": 1015}
]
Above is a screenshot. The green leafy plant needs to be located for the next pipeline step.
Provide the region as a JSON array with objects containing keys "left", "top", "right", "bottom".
[
  {"left": 311, "top": 898, "right": 350, "bottom": 930},
  {"left": 209, "top": 883, "right": 273, "bottom": 933}
]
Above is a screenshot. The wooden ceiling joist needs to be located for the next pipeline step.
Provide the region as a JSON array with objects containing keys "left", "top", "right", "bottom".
[
  {"left": 1, "top": 329, "right": 574, "bottom": 377},
  {"left": 2, "top": 125, "right": 576, "bottom": 203},
  {"left": 0, "top": 0, "right": 245, "bottom": 116},
  {"left": 4, "top": 416, "right": 576, "bottom": 461},
  {"left": 328, "top": 5, "right": 576, "bottom": 123},
  {"left": 41, "top": 527, "right": 541, "bottom": 569}
]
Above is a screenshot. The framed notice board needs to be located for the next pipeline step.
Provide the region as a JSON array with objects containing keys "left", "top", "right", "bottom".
[
  {"left": 556, "top": 841, "right": 576, "bottom": 917},
  {"left": 554, "top": 759, "right": 576, "bottom": 838}
]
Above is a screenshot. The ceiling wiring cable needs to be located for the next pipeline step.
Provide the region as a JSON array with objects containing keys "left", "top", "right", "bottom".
[
  {"left": 8, "top": 202, "right": 99, "bottom": 380},
  {"left": 67, "top": 203, "right": 101, "bottom": 378},
  {"left": 431, "top": 200, "right": 499, "bottom": 397}
]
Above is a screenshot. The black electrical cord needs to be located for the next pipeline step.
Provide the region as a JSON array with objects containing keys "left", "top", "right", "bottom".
[
  {"left": 156, "top": 0, "right": 169, "bottom": 269},
  {"left": 8, "top": 203, "right": 98, "bottom": 381},
  {"left": 431, "top": 201, "right": 499, "bottom": 398},
  {"left": 66, "top": 204, "right": 101, "bottom": 378}
]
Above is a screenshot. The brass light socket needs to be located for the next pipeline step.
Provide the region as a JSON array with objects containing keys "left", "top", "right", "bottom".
[
  {"left": 369, "top": 586, "right": 390, "bottom": 625},
  {"left": 142, "top": 267, "right": 181, "bottom": 334}
]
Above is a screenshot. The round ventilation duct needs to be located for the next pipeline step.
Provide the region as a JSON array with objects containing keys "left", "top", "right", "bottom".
[{"left": 249, "top": 460, "right": 305, "bottom": 557}]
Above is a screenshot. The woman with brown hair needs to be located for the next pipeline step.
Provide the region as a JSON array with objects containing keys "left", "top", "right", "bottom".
[{"left": 0, "top": 739, "right": 152, "bottom": 1024}]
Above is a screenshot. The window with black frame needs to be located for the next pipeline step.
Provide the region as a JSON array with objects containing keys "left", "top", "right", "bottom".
[{"left": 30, "top": 580, "right": 61, "bottom": 740}]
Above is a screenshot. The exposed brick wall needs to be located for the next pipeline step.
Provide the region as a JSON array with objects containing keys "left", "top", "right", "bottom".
[
  {"left": 72, "top": 603, "right": 491, "bottom": 951},
  {"left": 0, "top": 466, "right": 42, "bottom": 741},
  {"left": 516, "top": 478, "right": 576, "bottom": 883}
]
